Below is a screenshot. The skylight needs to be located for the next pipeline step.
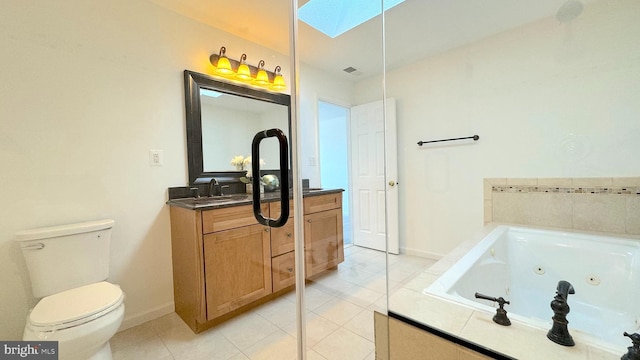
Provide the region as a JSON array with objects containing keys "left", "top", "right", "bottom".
[{"left": 299, "top": 0, "right": 405, "bottom": 38}]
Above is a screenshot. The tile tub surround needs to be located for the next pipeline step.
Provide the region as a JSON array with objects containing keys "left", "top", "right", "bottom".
[
  {"left": 388, "top": 223, "right": 630, "bottom": 360},
  {"left": 484, "top": 177, "right": 640, "bottom": 235}
]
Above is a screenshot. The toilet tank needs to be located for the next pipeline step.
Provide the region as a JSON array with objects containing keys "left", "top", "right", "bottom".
[{"left": 15, "top": 219, "right": 115, "bottom": 298}]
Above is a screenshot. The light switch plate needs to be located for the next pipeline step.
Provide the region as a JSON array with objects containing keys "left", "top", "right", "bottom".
[{"left": 149, "top": 149, "right": 164, "bottom": 166}]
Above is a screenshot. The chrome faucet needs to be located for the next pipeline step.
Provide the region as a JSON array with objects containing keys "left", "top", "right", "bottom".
[{"left": 547, "top": 280, "right": 575, "bottom": 346}]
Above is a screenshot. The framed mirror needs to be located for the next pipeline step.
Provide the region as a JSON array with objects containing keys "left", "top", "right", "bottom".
[{"left": 184, "top": 70, "right": 291, "bottom": 185}]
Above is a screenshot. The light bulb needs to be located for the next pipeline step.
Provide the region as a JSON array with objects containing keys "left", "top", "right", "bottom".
[
  {"left": 236, "top": 54, "right": 252, "bottom": 81},
  {"left": 215, "top": 47, "right": 233, "bottom": 76}
]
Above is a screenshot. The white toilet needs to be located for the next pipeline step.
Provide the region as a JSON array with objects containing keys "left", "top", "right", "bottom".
[{"left": 16, "top": 219, "right": 125, "bottom": 360}]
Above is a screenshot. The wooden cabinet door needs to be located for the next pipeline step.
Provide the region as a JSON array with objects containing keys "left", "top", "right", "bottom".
[
  {"left": 203, "top": 224, "right": 272, "bottom": 320},
  {"left": 304, "top": 208, "right": 344, "bottom": 278},
  {"left": 272, "top": 251, "right": 295, "bottom": 292}
]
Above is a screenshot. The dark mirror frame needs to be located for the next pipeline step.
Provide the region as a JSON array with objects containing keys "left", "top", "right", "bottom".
[{"left": 184, "top": 70, "right": 292, "bottom": 185}]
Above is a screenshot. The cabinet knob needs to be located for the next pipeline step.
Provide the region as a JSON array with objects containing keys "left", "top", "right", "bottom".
[
  {"left": 307, "top": 219, "right": 312, "bottom": 223},
  {"left": 264, "top": 228, "right": 270, "bottom": 233},
  {"left": 287, "top": 267, "right": 294, "bottom": 272},
  {"left": 286, "top": 233, "right": 292, "bottom": 237}
]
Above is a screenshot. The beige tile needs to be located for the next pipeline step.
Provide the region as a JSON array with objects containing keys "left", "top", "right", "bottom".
[
  {"left": 254, "top": 296, "right": 297, "bottom": 328},
  {"left": 227, "top": 352, "right": 250, "bottom": 360},
  {"left": 483, "top": 180, "right": 493, "bottom": 200},
  {"left": 626, "top": 196, "right": 640, "bottom": 235},
  {"left": 281, "top": 311, "right": 340, "bottom": 347},
  {"left": 243, "top": 329, "right": 297, "bottom": 360},
  {"left": 216, "top": 312, "right": 279, "bottom": 350},
  {"left": 389, "top": 317, "right": 457, "bottom": 360},
  {"left": 339, "top": 285, "right": 384, "bottom": 308},
  {"left": 343, "top": 309, "right": 375, "bottom": 342},
  {"left": 491, "top": 192, "right": 528, "bottom": 225},
  {"left": 300, "top": 286, "right": 336, "bottom": 311},
  {"left": 524, "top": 192, "right": 573, "bottom": 228},
  {"left": 374, "top": 312, "right": 389, "bottom": 360},
  {"left": 573, "top": 194, "right": 626, "bottom": 233},
  {"left": 572, "top": 177, "right": 613, "bottom": 187},
  {"left": 485, "top": 178, "right": 507, "bottom": 185},
  {"left": 537, "top": 178, "right": 573, "bottom": 186},
  {"left": 111, "top": 321, "right": 157, "bottom": 353},
  {"left": 388, "top": 289, "right": 473, "bottom": 335},
  {"left": 149, "top": 312, "right": 187, "bottom": 335},
  {"left": 612, "top": 177, "right": 640, "bottom": 187},
  {"left": 484, "top": 200, "right": 492, "bottom": 224},
  {"left": 457, "top": 346, "right": 494, "bottom": 360},
  {"left": 506, "top": 178, "right": 538, "bottom": 186},
  {"left": 112, "top": 335, "right": 174, "bottom": 360},
  {"left": 587, "top": 346, "right": 620, "bottom": 360},
  {"left": 306, "top": 349, "right": 328, "bottom": 360},
  {"left": 312, "top": 328, "right": 374, "bottom": 360},
  {"left": 336, "top": 267, "right": 378, "bottom": 286},
  {"left": 158, "top": 323, "right": 241, "bottom": 360},
  {"left": 312, "top": 297, "right": 365, "bottom": 326},
  {"left": 460, "top": 311, "right": 590, "bottom": 360}
]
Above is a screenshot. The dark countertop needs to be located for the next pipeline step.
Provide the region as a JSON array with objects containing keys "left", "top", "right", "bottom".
[{"left": 166, "top": 188, "right": 344, "bottom": 210}]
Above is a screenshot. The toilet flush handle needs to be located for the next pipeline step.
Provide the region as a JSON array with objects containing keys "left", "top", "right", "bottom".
[{"left": 22, "top": 243, "right": 45, "bottom": 250}]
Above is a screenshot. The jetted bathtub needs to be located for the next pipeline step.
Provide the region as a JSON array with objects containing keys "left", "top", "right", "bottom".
[{"left": 426, "top": 225, "right": 640, "bottom": 350}]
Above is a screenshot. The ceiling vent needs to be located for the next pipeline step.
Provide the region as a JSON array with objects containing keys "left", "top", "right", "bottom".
[{"left": 343, "top": 66, "right": 357, "bottom": 74}]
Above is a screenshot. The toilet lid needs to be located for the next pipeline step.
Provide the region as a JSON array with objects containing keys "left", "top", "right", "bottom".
[{"left": 29, "top": 282, "right": 123, "bottom": 327}]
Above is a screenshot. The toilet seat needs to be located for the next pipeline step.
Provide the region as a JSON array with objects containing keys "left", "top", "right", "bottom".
[{"left": 28, "top": 282, "right": 124, "bottom": 332}]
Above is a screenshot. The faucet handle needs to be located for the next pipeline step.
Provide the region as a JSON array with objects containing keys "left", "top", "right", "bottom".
[
  {"left": 475, "top": 292, "right": 511, "bottom": 326},
  {"left": 189, "top": 187, "right": 200, "bottom": 198}
]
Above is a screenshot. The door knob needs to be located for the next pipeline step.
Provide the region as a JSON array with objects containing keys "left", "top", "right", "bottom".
[{"left": 389, "top": 181, "right": 397, "bottom": 187}]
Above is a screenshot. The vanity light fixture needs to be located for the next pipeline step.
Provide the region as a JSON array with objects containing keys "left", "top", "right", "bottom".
[
  {"left": 213, "top": 47, "right": 233, "bottom": 76},
  {"left": 271, "top": 66, "right": 286, "bottom": 91},
  {"left": 209, "top": 47, "right": 286, "bottom": 91}
]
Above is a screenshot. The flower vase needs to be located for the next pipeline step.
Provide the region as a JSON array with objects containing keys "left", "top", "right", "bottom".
[
  {"left": 246, "top": 183, "right": 264, "bottom": 194},
  {"left": 235, "top": 164, "right": 244, "bottom": 171}
]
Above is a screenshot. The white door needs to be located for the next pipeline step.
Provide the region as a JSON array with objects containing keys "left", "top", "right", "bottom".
[{"left": 350, "top": 99, "right": 399, "bottom": 254}]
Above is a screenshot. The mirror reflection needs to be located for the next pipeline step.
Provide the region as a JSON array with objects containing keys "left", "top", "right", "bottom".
[{"left": 200, "top": 89, "right": 288, "bottom": 172}]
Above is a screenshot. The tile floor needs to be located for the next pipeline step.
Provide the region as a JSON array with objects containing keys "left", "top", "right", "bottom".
[{"left": 111, "top": 245, "right": 437, "bottom": 360}]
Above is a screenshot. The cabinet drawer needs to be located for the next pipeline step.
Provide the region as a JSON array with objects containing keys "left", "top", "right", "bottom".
[
  {"left": 269, "top": 200, "right": 294, "bottom": 220},
  {"left": 272, "top": 251, "right": 295, "bottom": 292},
  {"left": 202, "top": 203, "right": 269, "bottom": 234},
  {"left": 304, "top": 193, "right": 342, "bottom": 214},
  {"left": 270, "top": 221, "right": 295, "bottom": 257}
]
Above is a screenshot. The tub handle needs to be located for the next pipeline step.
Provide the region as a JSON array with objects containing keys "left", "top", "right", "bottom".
[
  {"left": 475, "top": 292, "right": 511, "bottom": 326},
  {"left": 22, "top": 243, "right": 45, "bottom": 250}
]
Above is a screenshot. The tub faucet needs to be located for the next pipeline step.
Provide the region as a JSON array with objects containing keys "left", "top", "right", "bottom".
[
  {"left": 547, "top": 280, "right": 575, "bottom": 346},
  {"left": 622, "top": 332, "right": 640, "bottom": 360},
  {"left": 475, "top": 292, "right": 511, "bottom": 326}
]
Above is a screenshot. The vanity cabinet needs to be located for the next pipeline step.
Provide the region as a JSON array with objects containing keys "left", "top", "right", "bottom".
[
  {"left": 304, "top": 193, "right": 344, "bottom": 278},
  {"left": 269, "top": 200, "right": 295, "bottom": 292},
  {"left": 169, "top": 191, "right": 343, "bottom": 333}
]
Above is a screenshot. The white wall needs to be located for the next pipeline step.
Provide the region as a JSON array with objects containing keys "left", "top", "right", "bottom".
[
  {"left": 355, "top": 0, "right": 640, "bottom": 257},
  {"left": 0, "top": 0, "right": 302, "bottom": 339}
]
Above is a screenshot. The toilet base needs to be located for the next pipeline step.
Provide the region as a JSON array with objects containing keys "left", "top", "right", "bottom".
[{"left": 87, "top": 342, "right": 112, "bottom": 360}]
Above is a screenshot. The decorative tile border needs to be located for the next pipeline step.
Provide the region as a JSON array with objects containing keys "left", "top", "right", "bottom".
[
  {"left": 492, "top": 185, "right": 640, "bottom": 195},
  {"left": 483, "top": 177, "right": 640, "bottom": 235}
]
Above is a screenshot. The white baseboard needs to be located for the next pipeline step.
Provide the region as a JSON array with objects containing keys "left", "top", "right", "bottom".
[
  {"left": 118, "top": 301, "right": 175, "bottom": 332},
  {"left": 400, "top": 246, "right": 443, "bottom": 260}
]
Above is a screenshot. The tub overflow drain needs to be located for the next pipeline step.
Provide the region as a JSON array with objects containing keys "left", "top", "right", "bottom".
[
  {"left": 586, "top": 275, "right": 600, "bottom": 285},
  {"left": 534, "top": 266, "right": 545, "bottom": 275}
]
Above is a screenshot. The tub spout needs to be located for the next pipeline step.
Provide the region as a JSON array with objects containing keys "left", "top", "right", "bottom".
[
  {"left": 622, "top": 332, "right": 640, "bottom": 360},
  {"left": 556, "top": 280, "right": 575, "bottom": 300},
  {"left": 547, "top": 280, "right": 575, "bottom": 346}
]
